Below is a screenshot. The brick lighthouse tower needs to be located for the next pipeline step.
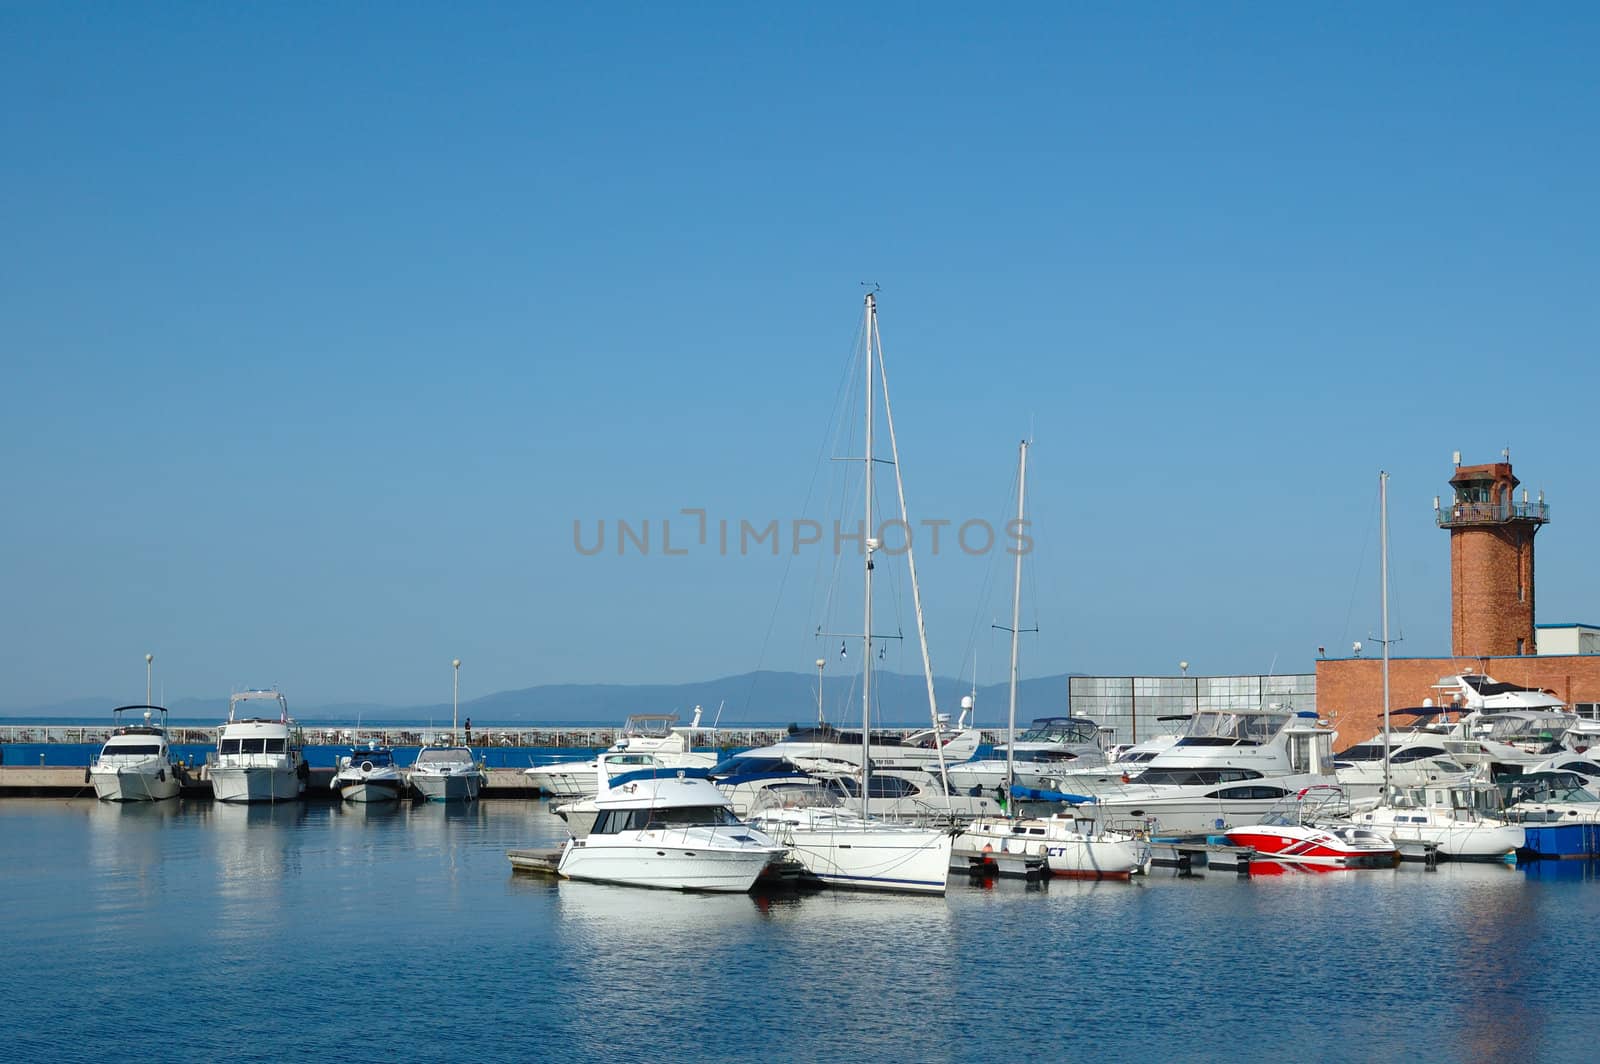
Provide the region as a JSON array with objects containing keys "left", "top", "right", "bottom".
[{"left": 1436, "top": 452, "right": 1548, "bottom": 657}]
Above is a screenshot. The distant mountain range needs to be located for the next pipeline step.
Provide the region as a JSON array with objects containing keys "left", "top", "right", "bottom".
[{"left": 4, "top": 669, "right": 1079, "bottom": 726}]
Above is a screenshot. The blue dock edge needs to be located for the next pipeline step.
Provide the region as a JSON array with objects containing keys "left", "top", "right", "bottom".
[{"left": 1520, "top": 822, "right": 1600, "bottom": 859}]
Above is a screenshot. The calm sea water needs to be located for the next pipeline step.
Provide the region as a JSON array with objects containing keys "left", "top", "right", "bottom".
[{"left": 1, "top": 798, "right": 1594, "bottom": 1063}]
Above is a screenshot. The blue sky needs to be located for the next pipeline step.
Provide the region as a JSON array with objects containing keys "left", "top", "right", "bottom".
[{"left": 3, "top": 4, "right": 1598, "bottom": 710}]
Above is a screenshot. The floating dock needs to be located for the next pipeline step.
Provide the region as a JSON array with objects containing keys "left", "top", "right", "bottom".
[{"left": 1149, "top": 839, "right": 1256, "bottom": 875}]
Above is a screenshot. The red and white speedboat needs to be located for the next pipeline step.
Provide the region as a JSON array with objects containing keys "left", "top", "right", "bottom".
[{"left": 1224, "top": 788, "right": 1399, "bottom": 870}]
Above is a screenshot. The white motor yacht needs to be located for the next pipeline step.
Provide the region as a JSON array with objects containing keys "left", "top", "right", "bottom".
[
  {"left": 410, "top": 744, "right": 485, "bottom": 802},
  {"left": 1083, "top": 706, "right": 1341, "bottom": 836},
  {"left": 748, "top": 710, "right": 981, "bottom": 773},
  {"left": 946, "top": 715, "right": 1108, "bottom": 794},
  {"left": 331, "top": 744, "right": 407, "bottom": 803},
  {"left": 89, "top": 705, "right": 183, "bottom": 802},
  {"left": 1349, "top": 781, "right": 1523, "bottom": 862},
  {"left": 1498, "top": 771, "right": 1600, "bottom": 824},
  {"left": 1333, "top": 727, "right": 1473, "bottom": 801},
  {"left": 555, "top": 767, "right": 784, "bottom": 892},
  {"left": 525, "top": 709, "right": 718, "bottom": 797},
  {"left": 206, "top": 690, "right": 307, "bottom": 803}
]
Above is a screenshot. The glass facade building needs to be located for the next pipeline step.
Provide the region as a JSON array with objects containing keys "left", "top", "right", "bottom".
[{"left": 1068, "top": 673, "right": 1317, "bottom": 746}]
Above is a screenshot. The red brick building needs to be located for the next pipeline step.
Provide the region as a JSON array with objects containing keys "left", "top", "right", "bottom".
[{"left": 1316, "top": 456, "right": 1598, "bottom": 744}]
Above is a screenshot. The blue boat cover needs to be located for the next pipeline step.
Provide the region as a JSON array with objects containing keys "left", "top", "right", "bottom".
[{"left": 1010, "top": 785, "right": 1095, "bottom": 805}]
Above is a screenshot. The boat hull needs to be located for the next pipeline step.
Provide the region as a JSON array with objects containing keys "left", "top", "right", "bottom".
[
  {"left": 410, "top": 771, "right": 482, "bottom": 803},
  {"left": 1224, "top": 826, "right": 1399, "bottom": 869},
  {"left": 954, "top": 816, "right": 1148, "bottom": 879},
  {"left": 757, "top": 817, "right": 952, "bottom": 895},
  {"left": 557, "top": 840, "right": 777, "bottom": 892},
  {"left": 336, "top": 776, "right": 407, "bottom": 803},
  {"left": 209, "top": 764, "right": 304, "bottom": 803},
  {"left": 90, "top": 763, "right": 181, "bottom": 802}
]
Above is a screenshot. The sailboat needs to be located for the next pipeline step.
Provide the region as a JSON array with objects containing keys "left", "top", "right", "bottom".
[
  {"left": 1344, "top": 472, "right": 1523, "bottom": 861},
  {"left": 746, "top": 291, "right": 953, "bottom": 895},
  {"left": 952, "top": 441, "right": 1150, "bottom": 879}
]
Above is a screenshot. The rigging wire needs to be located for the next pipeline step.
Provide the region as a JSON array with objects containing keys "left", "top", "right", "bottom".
[{"left": 742, "top": 312, "right": 866, "bottom": 718}]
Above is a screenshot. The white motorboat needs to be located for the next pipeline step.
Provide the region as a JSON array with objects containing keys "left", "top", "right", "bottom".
[
  {"left": 746, "top": 712, "right": 982, "bottom": 773},
  {"left": 206, "top": 690, "right": 307, "bottom": 803},
  {"left": 955, "top": 811, "right": 1149, "bottom": 879},
  {"left": 1442, "top": 709, "right": 1581, "bottom": 776},
  {"left": 1350, "top": 782, "right": 1523, "bottom": 862},
  {"left": 525, "top": 709, "right": 718, "bottom": 797},
  {"left": 89, "top": 705, "right": 183, "bottom": 802},
  {"left": 1223, "top": 788, "right": 1399, "bottom": 869},
  {"left": 1498, "top": 771, "right": 1600, "bottom": 824},
  {"left": 555, "top": 767, "right": 785, "bottom": 892},
  {"left": 410, "top": 745, "right": 485, "bottom": 802},
  {"left": 1334, "top": 729, "right": 1473, "bottom": 800},
  {"left": 331, "top": 744, "right": 407, "bottom": 803},
  {"left": 1079, "top": 705, "right": 1340, "bottom": 835},
  {"left": 946, "top": 715, "right": 1109, "bottom": 794}
]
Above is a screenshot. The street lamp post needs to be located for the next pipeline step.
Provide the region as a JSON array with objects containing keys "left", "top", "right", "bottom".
[
  {"left": 452, "top": 658, "right": 462, "bottom": 735},
  {"left": 145, "top": 653, "right": 154, "bottom": 705}
]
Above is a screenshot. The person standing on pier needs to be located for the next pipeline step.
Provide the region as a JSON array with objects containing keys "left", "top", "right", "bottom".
[{"left": 464, "top": 718, "right": 472, "bottom": 745}]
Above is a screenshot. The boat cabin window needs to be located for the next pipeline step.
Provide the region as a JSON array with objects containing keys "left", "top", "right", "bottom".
[
  {"left": 220, "top": 739, "right": 241, "bottom": 754},
  {"left": 1131, "top": 767, "right": 1262, "bottom": 787},
  {"left": 1391, "top": 746, "right": 1448, "bottom": 765},
  {"left": 1335, "top": 743, "right": 1384, "bottom": 763},
  {"left": 265, "top": 738, "right": 286, "bottom": 754},
  {"left": 648, "top": 805, "right": 739, "bottom": 827},
  {"left": 710, "top": 756, "right": 794, "bottom": 778},
  {"left": 1557, "top": 760, "right": 1600, "bottom": 776},
  {"left": 105, "top": 743, "right": 161, "bottom": 755},
  {"left": 1019, "top": 718, "right": 1099, "bottom": 745},
  {"left": 241, "top": 738, "right": 267, "bottom": 754},
  {"left": 1209, "top": 785, "right": 1290, "bottom": 801}
]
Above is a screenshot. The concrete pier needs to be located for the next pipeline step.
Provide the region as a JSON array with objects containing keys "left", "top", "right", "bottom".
[{"left": 0, "top": 765, "right": 541, "bottom": 800}]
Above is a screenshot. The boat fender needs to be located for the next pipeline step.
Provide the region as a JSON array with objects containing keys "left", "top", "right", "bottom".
[
  {"left": 156, "top": 769, "right": 165, "bottom": 782},
  {"left": 84, "top": 767, "right": 91, "bottom": 784},
  {"left": 296, "top": 761, "right": 310, "bottom": 780},
  {"left": 1037, "top": 842, "right": 1048, "bottom": 857}
]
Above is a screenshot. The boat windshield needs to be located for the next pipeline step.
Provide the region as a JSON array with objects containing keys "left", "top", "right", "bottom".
[
  {"left": 622, "top": 715, "right": 676, "bottom": 739},
  {"left": 417, "top": 748, "right": 473, "bottom": 767},
  {"left": 102, "top": 743, "right": 162, "bottom": 756},
  {"left": 1178, "top": 711, "right": 1286, "bottom": 746},
  {"left": 709, "top": 756, "right": 798, "bottom": 778},
  {"left": 1487, "top": 715, "right": 1571, "bottom": 743},
  {"left": 1505, "top": 773, "right": 1600, "bottom": 806},
  {"left": 1018, "top": 718, "right": 1099, "bottom": 744},
  {"left": 1130, "top": 767, "right": 1263, "bottom": 787},
  {"left": 353, "top": 750, "right": 394, "bottom": 767},
  {"left": 219, "top": 738, "right": 287, "bottom": 754}
]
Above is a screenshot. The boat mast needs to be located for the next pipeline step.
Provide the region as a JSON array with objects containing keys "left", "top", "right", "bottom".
[
  {"left": 1006, "top": 440, "right": 1028, "bottom": 810},
  {"left": 1380, "top": 470, "right": 1391, "bottom": 799},
  {"left": 861, "top": 292, "right": 876, "bottom": 819},
  {"left": 873, "top": 305, "right": 952, "bottom": 797}
]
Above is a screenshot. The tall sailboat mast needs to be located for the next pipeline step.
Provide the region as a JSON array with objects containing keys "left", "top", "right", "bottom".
[
  {"left": 1380, "top": 470, "right": 1391, "bottom": 799},
  {"left": 1005, "top": 440, "right": 1028, "bottom": 807},
  {"left": 861, "top": 292, "right": 877, "bottom": 818}
]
